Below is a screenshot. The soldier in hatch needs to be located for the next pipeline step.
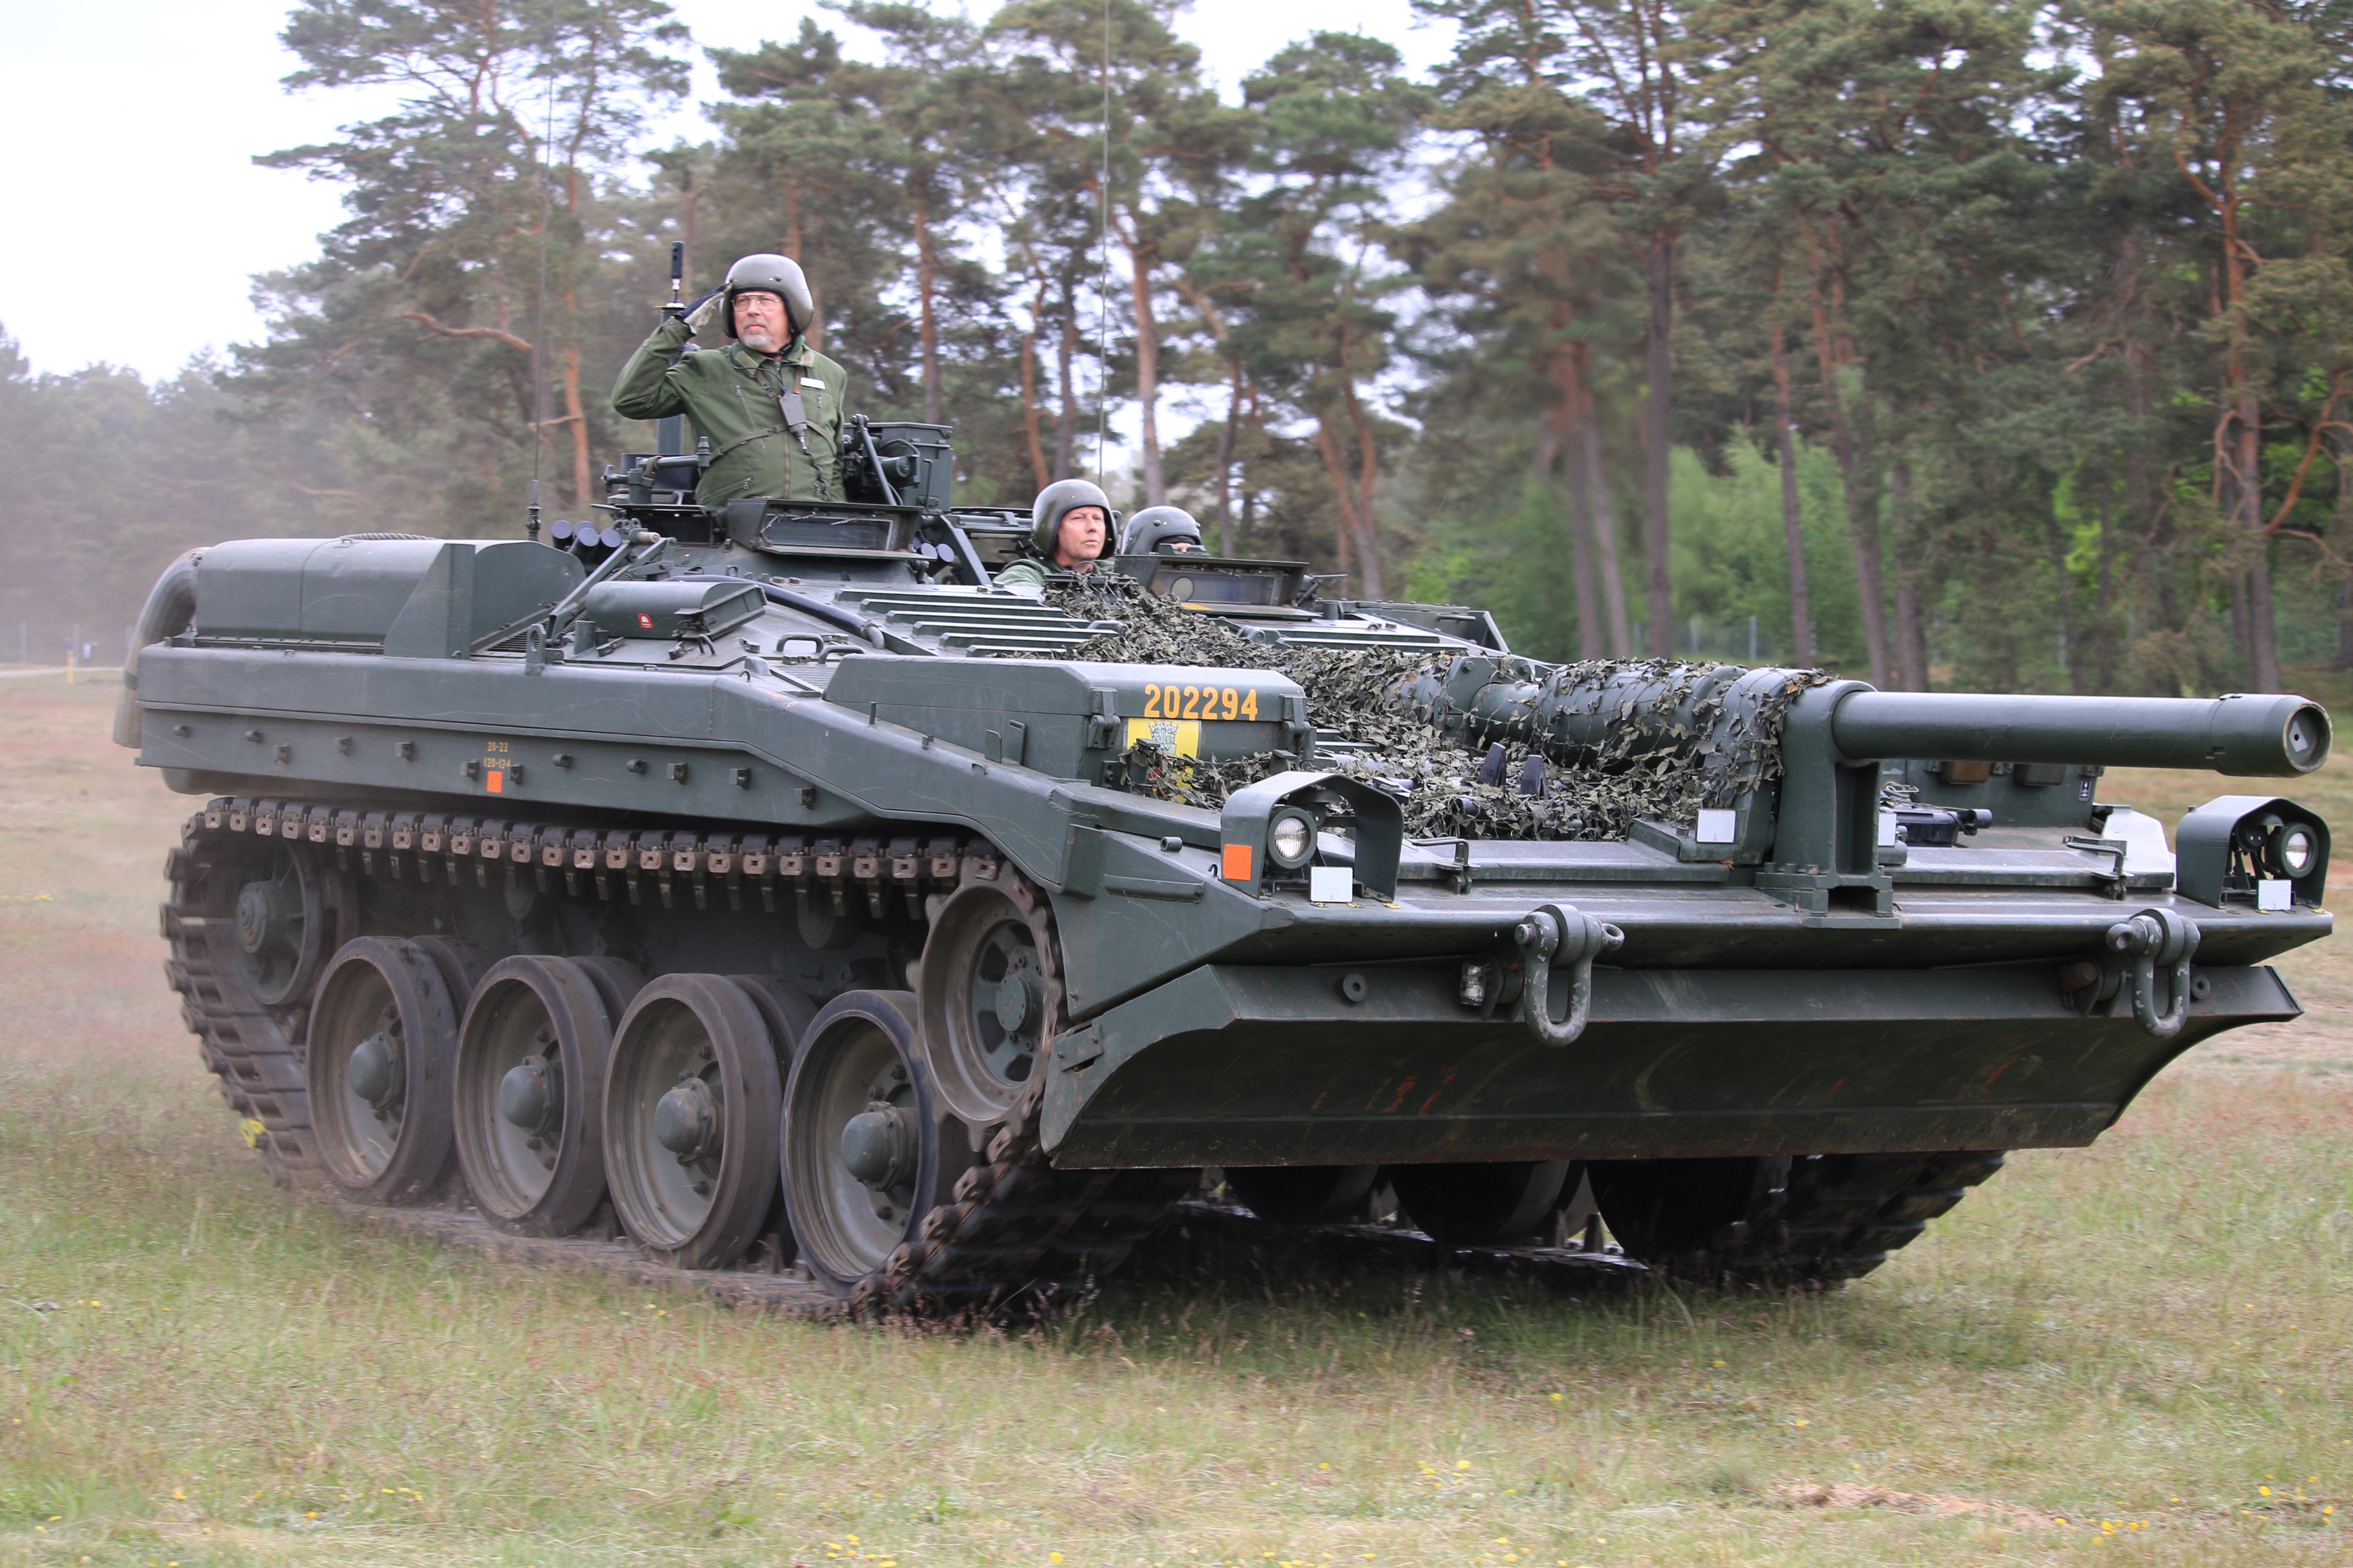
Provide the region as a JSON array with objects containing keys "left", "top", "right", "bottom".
[
  {"left": 995, "top": 479, "right": 1113, "bottom": 590},
  {"left": 1119, "top": 505, "right": 1205, "bottom": 556},
  {"left": 612, "top": 254, "right": 847, "bottom": 507}
]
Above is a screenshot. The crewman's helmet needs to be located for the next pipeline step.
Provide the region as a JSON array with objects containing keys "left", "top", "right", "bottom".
[
  {"left": 1121, "top": 505, "right": 1204, "bottom": 556},
  {"left": 723, "top": 254, "right": 815, "bottom": 341},
  {"left": 1029, "top": 479, "right": 1114, "bottom": 558}
]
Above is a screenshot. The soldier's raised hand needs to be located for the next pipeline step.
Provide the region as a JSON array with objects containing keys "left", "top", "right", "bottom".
[{"left": 682, "top": 288, "right": 725, "bottom": 336}]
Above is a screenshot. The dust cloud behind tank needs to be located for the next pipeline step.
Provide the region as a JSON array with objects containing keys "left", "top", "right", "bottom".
[{"left": 116, "top": 413, "right": 2337, "bottom": 1313}]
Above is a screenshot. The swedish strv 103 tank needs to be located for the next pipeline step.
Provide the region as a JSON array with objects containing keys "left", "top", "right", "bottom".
[{"left": 118, "top": 417, "right": 2336, "bottom": 1310}]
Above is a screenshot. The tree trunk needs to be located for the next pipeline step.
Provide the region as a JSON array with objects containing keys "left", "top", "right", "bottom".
[
  {"left": 1215, "top": 359, "right": 1242, "bottom": 556},
  {"left": 2247, "top": 549, "right": 2279, "bottom": 691},
  {"left": 1312, "top": 418, "right": 1373, "bottom": 594},
  {"left": 562, "top": 340, "right": 590, "bottom": 507},
  {"left": 1809, "top": 281, "right": 1890, "bottom": 685},
  {"left": 1240, "top": 381, "right": 1263, "bottom": 549},
  {"left": 1770, "top": 315, "right": 1814, "bottom": 667},
  {"left": 1128, "top": 243, "right": 1165, "bottom": 505},
  {"left": 914, "top": 197, "right": 942, "bottom": 426},
  {"left": 2236, "top": 392, "right": 2280, "bottom": 690},
  {"left": 1019, "top": 293, "right": 1051, "bottom": 492},
  {"left": 1886, "top": 458, "right": 1921, "bottom": 691},
  {"left": 1336, "top": 372, "right": 1384, "bottom": 598},
  {"left": 1643, "top": 233, "right": 1675, "bottom": 658},
  {"left": 1556, "top": 405, "right": 1605, "bottom": 660},
  {"left": 1570, "top": 345, "right": 1631, "bottom": 656},
  {"left": 1054, "top": 295, "right": 1079, "bottom": 481},
  {"left": 781, "top": 186, "right": 818, "bottom": 349},
  {"left": 1582, "top": 418, "right": 1633, "bottom": 657}
]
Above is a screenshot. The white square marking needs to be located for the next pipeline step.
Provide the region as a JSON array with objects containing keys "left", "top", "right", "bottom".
[
  {"left": 2257, "top": 878, "right": 2292, "bottom": 912},
  {"left": 1696, "top": 808, "right": 1738, "bottom": 845},
  {"left": 1309, "top": 865, "right": 1354, "bottom": 904},
  {"left": 1877, "top": 810, "right": 1899, "bottom": 847}
]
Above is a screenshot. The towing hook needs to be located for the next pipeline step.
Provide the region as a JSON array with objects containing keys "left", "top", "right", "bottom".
[
  {"left": 2103, "top": 907, "right": 2202, "bottom": 1040},
  {"left": 1512, "top": 903, "right": 1625, "bottom": 1048}
]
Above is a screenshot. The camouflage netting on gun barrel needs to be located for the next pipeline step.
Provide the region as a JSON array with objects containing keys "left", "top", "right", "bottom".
[{"left": 996, "top": 574, "right": 1828, "bottom": 843}]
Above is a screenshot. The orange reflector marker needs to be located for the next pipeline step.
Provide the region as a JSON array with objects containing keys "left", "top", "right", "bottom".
[
  {"left": 485, "top": 770, "right": 504, "bottom": 794},
  {"left": 1221, "top": 842, "right": 1253, "bottom": 881}
]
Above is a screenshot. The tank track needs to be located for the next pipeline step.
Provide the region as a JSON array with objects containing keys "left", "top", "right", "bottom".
[
  {"left": 1659, "top": 1150, "right": 2009, "bottom": 1287},
  {"left": 163, "top": 795, "right": 2000, "bottom": 1310},
  {"left": 161, "top": 795, "right": 1192, "bottom": 1312},
  {"left": 164, "top": 833, "right": 326, "bottom": 1184}
]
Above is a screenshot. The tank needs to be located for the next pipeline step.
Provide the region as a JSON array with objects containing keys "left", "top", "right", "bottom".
[{"left": 117, "top": 437, "right": 2337, "bottom": 1312}]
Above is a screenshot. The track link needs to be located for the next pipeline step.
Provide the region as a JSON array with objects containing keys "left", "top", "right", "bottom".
[
  {"left": 164, "top": 831, "right": 323, "bottom": 1183},
  {"left": 1672, "top": 1151, "right": 2008, "bottom": 1286}
]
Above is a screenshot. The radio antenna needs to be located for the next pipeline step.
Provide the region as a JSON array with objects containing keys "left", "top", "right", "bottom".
[
  {"left": 527, "top": 65, "right": 557, "bottom": 541},
  {"left": 1094, "top": 0, "right": 1112, "bottom": 491}
]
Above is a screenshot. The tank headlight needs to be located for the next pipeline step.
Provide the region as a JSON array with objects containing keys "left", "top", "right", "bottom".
[
  {"left": 1267, "top": 809, "right": 1316, "bottom": 870},
  {"left": 2273, "top": 822, "right": 2317, "bottom": 878}
]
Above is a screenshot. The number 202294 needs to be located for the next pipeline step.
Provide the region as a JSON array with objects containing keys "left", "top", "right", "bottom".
[{"left": 1142, "top": 684, "right": 1260, "bottom": 722}]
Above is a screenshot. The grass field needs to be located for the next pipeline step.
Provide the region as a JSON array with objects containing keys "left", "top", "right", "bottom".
[{"left": 0, "top": 673, "right": 2346, "bottom": 1568}]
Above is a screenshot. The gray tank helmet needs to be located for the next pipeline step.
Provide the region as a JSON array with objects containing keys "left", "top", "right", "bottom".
[
  {"left": 1121, "top": 505, "right": 1204, "bottom": 556},
  {"left": 723, "top": 253, "right": 815, "bottom": 341},
  {"left": 1029, "top": 478, "right": 1114, "bottom": 559}
]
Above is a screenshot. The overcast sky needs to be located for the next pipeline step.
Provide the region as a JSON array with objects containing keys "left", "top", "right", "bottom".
[{"left": 0, "top": 0, "right": 1453, "bottom": 383}]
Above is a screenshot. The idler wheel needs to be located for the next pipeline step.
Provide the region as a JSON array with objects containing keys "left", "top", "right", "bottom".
[
  {"left": 1224, "top": 1165, "right": 1383, "bottom": 1226},
  {"left": 782, "top": 990, "right": 972, "bottom": 1289},
  {"left": 602, "top": 975, "right": 783, "bottom": 1269},
  {"left": 453, "top": 956, "right": 626, "bottom": 1236},
  {"left": 228, "top": 843, "right": 331, "bottom": 1007},
  {"left": 306, "top": 937, "right": 461, "bottom": 1204},
  {"left": 1386, "top": 1160, "right": 1576, "bottom": 1246},
  {"left": 916, "top": 882, "right": 1063, "bottom": 1125}
]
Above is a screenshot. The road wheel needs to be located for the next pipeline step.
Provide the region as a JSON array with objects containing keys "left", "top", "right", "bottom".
[
  {"left": 1224, "top": 1164, "right": 1382, "bottom": 1225},
  {"left": 602, "top": 974, "right": 783, "bottom": 1269},
  {"left": 782, "top": 990, "right": 970, "bottom": 1290},
  {"left": 453, "top": 956, "right": 619, "bottom": 1236},
  {"left": 570, "top": 956, "right": 647, "bottom": 1023},
  {"left": 1387, "top": 1160, "right": 1576, "bottom": 1246},
  {"left": 916, "top": 880, "right": 1062, "bottom": 1126},
  {"left": 1587, "top": 1156, "right": 1790, "bottom": 1262},
  {"left": 306, "top": 937, "right": 460, "bottom": 1204}
]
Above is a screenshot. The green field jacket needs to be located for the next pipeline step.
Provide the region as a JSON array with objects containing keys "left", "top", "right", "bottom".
[
  {"left": 611, "top": 318, "right": 848, "bottom": 507},
  {"left": 994, "top": 558, "right": 1109, "bottom": 591}
]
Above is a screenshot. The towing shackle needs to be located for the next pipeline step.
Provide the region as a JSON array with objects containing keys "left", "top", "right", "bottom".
[
  {"left": 1512, "top": 903, "right": 1625, "bottom": 1048},
  {"left": 2104, "top": 907, "right": 2202, "bottom": 1040}
]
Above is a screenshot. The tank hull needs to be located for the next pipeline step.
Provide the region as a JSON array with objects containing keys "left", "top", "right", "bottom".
[{"left": 124, "top": 530, "right": 2336, "bottom": 1305}]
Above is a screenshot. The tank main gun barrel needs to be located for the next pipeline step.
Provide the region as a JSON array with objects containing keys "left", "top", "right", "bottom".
[
  {"left": 1398, "top": 656, "right": 2330, "bottom": 780},
  {"left": 1827, "top": 690, "right": 2328, "bottom": 777}
]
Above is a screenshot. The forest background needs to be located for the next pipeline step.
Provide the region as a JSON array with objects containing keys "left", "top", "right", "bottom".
[{"left": 7, "top": 0, "right": 2353, "bottom": 698}]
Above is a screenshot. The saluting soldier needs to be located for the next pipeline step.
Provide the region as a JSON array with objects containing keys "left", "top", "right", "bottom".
[{"left": 611, "top": 254, "right": 847, "bottom": 507}]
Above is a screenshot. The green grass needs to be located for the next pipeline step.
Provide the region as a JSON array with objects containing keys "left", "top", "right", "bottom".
[{"left": 0, "top": 675, "right": 2346, "bottom": 1567}]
